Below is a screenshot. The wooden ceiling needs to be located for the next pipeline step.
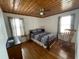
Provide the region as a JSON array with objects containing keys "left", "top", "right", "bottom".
[{"left": 0, "top": 0, "right": 79, "bottom": 18}]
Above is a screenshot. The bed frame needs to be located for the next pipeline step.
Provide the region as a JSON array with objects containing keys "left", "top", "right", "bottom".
[{"left": 29, "top": 29, "right": 57, "bottom": 50}]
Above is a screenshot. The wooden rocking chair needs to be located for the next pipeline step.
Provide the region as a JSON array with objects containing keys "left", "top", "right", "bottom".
[{"left": 59, "top": 29, "right": 76, "bottom": 47}]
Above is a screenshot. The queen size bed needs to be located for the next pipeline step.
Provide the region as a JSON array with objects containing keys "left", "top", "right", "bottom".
[{"left": 29, "top": 28, "right": 57, "bottom": 49}]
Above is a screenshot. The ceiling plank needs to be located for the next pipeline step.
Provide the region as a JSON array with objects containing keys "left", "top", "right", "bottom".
[{"left": 0, "top": 0, "right": 79, "bottom": 18}]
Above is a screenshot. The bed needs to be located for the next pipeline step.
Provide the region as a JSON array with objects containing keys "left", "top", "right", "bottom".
[{"left": 29, "top": 28, "right": 57, "bottom": 49}]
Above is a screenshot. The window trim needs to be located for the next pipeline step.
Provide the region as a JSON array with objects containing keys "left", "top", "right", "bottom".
[
  {"left": 8, "top": 17, "right": 25, "bottom": 36},
  {"left": 58, "top": 14, "right": 75, "bottom": 34}
]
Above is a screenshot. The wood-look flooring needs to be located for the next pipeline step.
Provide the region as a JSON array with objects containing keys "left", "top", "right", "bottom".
[{"left": 21, "top": 40, "right": 75, "bottom": 59}]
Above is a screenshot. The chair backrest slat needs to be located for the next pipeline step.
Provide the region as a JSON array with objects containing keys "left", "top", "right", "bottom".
[{"left": 59, "top": 30, "right": 75, "bottom": 42}]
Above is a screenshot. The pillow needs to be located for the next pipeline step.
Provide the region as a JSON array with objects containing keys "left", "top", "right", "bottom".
[
  {"left": 31, "top": 30, "right": 38, "bottom": 34},
  {"left": 32, "top": 30, "right": 37, "bottom": 33},
  {"left": 30, "top": 28, "right": 45, "bottom": 34},
  {"left": 37, "top": 28, "right": 45, "bottom": 33}
]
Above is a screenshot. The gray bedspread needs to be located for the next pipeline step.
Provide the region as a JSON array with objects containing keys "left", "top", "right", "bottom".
[{"left": 31, "top": 32, "right": 56, "bottom": 45}]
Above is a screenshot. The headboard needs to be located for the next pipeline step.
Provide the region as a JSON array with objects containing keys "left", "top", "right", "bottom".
[
  {"left": 29, "top": 28, "right": 45, "bottom": 38},
  {"left": 30, "top": 28, "right": 45, "bottom": 34}
]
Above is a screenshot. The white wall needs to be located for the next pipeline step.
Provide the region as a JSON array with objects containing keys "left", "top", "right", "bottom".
[
  {"left": 76, "top": 24, "right": 79, "bottom": 59},
  {"left": 0, "top": 8, "right": 9, "bottom": 59},
  {"left": 4, "top": 13, "right": 42, "bottom": 35},
  {"left": 41, "top": 9, "right": 79, "bottom": 42},
  {"left": 2, "top": 9, "right": 79, "bottom": 59},
  {"left": 4, "top": 9, "right": 79, "bottom": 43},
  {"left": 3, "top": 14, "right": 12, "bottom": 37},
  {"left": 75, "top": 14, "right": 79, "bottom": 59},
  {"left": 40, "top": 17, "right": 58, "bottom": 34},
  {"left": 24, "top": 17, "right": 42, "bottom": 35}
]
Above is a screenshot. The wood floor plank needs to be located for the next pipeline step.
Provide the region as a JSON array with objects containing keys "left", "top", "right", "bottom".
[{"left": 21, "top": 40, "right": 75, "bottom": 59}]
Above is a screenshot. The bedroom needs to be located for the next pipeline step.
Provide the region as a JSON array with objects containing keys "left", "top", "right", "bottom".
[{"left": 0, "top": 0, "right": 79, "bottom": 59}]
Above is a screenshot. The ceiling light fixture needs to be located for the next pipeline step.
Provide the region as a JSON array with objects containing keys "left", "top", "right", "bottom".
[
  {"left": 40, "top": 8, "right": 44, "bottom": 16},
  {"left": 40, "top": 12, "right": 44, "bottom": 15}
]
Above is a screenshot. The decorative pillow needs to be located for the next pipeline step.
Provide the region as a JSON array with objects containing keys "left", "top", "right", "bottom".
[
  {"left": 31, "top": 28, "right": 45, "bottom": 34},
  {"left": 37, "top": 28, "right": 45, "bottom": 33},
  {"left": 31, "top": 30, "right": 38, "bottom": 34}
]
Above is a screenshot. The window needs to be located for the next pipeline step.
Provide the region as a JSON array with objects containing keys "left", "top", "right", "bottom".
[
  {"left": 10, "top": 18, "right": 24, "bottom": 36},
  {"left": 59, "top": 15, "right": 74, "bottom": 33}
]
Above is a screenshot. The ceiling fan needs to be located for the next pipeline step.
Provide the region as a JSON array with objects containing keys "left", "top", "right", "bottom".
[{"left": 39, "top": 8, "right": 50, "bottom": 16}]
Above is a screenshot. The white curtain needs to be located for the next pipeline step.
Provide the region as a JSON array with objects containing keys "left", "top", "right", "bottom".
[{"left": 10, "top": 18, "right": 24, "bottom": 36}]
